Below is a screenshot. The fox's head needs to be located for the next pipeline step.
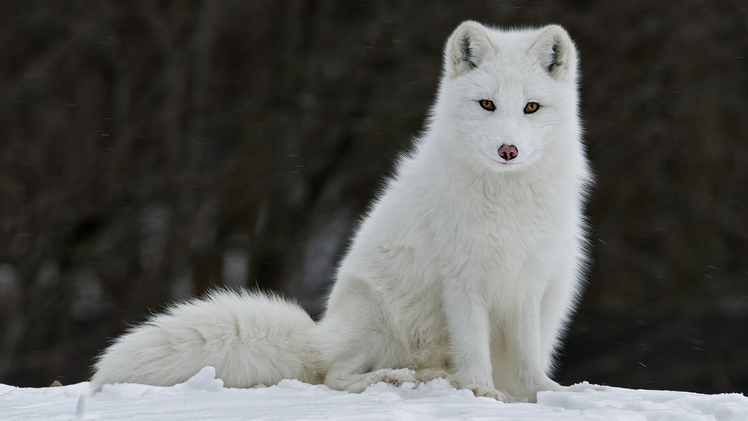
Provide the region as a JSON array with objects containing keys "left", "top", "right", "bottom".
[{"left": 432, "top": 21, "right": 580, "bottom": 173}]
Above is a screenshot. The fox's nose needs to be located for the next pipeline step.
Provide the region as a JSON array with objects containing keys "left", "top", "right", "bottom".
[{"left": 498, "top": 144, "right": 518, "bottom": 161}]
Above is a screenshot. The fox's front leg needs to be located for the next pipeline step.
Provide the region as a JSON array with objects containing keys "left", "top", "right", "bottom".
[
  {"left": 442, "top": 276, "right": 506, "bottom": 401},
  {"left": 503, "top": 295, "right": 565, "bottom": 402}
]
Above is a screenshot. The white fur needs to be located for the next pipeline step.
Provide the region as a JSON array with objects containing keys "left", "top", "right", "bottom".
[
  {"left": 92, "top": 21, "right": 591, "bottom": 403},
  {"left": 91, "top": 290, "right": 322, "bottom": 390}
]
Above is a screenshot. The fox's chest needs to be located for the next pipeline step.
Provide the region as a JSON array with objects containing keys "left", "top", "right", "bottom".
[{"left": 429, "top": 189, "right": 569, "bottom": 279}]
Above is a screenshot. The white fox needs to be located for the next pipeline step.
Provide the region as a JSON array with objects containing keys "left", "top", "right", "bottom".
[{"left": 92, "top": 21, "right": 591, "bottom": 403}]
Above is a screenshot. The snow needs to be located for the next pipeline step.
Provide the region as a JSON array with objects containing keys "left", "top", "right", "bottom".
[{"left": 2, "top": 366, "right": 746, "bottom": 421}]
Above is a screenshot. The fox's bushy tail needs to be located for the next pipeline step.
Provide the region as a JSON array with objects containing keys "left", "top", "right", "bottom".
[{"left": 91, "top": 290, "right": 322, "bottom": 390}]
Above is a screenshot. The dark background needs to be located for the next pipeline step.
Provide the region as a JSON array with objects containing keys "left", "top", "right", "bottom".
[{"left": 1, "top": 1, "right": 746, "bottom": 394}]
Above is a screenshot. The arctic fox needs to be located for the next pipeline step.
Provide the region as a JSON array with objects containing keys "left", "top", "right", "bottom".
[{"left": 92, "top": 21, "right": 591, "bottom": 403}]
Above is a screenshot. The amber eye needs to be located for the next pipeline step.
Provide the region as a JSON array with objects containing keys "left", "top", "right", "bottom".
[
  {"left": 479, "top": 99, "right": 496, "bottom": 111},
  {"left": 524, "top": 102, "right": 540, "bottom": 114}
]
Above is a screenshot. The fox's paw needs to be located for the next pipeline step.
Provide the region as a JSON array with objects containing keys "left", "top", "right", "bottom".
[
  {"left": 449, "top": 374, "right": 506, "bottom": 401},
  {"left": 369, "top": 368, "right": 417, "bottom": 387},
  {"left": 517, "top": 377, "right": 565, "bottom": 403},
  {"left": 468, "top": 385, "right": 507, "bottom": 401},
  {"left": 415, "top": 368, "right": 449, "bottom": 383}
]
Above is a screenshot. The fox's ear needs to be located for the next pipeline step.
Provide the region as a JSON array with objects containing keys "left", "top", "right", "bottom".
[
  {"left": 529, "top": 25, "right": 577, "bottom": 82},
  {"left": 444, "top": 21, "right": 495, "bottom": 78}
]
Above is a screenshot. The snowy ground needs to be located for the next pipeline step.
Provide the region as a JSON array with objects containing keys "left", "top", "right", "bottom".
[{"left": 2, "top": 367, "right": 747, "bottom": 421}]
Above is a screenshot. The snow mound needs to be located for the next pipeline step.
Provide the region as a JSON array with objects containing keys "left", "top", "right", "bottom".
[
  {"left": 173, "top": 366, "right": 224, "bottom": 392},
  {"left": 538, "top": 386, "right": 748, "bottom": 421},
  {"left": 1, "top": 368, "right": 746, "bottom": 420}
]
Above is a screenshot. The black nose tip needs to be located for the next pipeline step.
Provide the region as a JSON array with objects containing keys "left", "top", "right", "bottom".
[{"left": 498, "top": 144, "right": 518, "bottom": 161}]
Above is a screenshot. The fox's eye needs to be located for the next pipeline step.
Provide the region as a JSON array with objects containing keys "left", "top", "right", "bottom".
[
  {"left": 524, "top": 102, "right": 540, "bottom": 114},
  {"left": 479, "top": 99, "right": 495, "bottom": 111}
]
